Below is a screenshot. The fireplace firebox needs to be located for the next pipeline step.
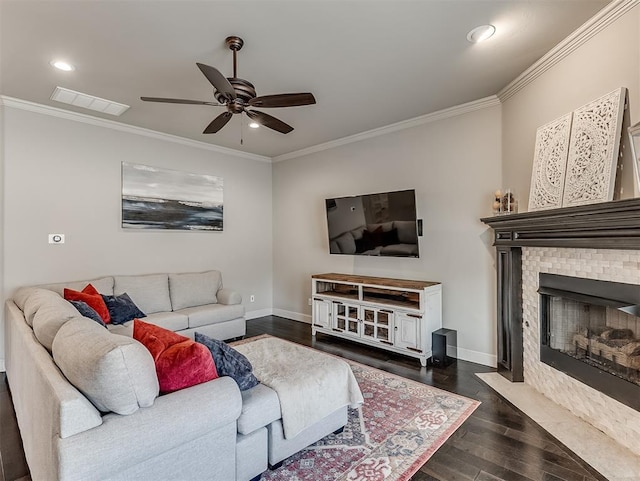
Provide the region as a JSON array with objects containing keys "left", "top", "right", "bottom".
[{"left": 539, "top": 273, "right": 640, "bottom": 411}]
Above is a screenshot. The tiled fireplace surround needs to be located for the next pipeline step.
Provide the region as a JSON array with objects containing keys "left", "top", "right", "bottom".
[
  {"left": 481, "top": 197, "right": 640, "bottom": 459},
  {"left": 522, "top": 247, "right": 640, "bottom": 456}
]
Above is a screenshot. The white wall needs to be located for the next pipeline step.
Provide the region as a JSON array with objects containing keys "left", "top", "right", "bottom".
[
  {"left": 1, "top": 106, "right": 273, "bottom": 364},
  {"left": 0, "top": 104, "right": 5, "bottom": 371},
  {"left": 502, "top": 6, "right": 640, "bottom": 207},
  {"left": 272, "top": 105, "right": 502, "bottom": 366}
]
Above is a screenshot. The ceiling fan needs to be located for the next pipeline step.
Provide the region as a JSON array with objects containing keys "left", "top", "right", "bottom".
[{"left": 140, "top": 36, "right": 316, "bottom": 135}]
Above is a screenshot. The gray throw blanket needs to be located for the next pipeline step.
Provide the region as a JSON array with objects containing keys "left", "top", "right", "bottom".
[{"left": 234, "top": 337, "right": 364, "bottom": 439}]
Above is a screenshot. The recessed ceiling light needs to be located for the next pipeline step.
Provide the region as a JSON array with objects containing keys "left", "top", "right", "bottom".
[
  {"left": 466, "top": 24, "right": 496, "bottom": 43},
  {"left": 50, "top": 60, "right": 75, "bottom": 71},
  {"left": 249, "top": 122, "right": 260, "bottom": 129}
]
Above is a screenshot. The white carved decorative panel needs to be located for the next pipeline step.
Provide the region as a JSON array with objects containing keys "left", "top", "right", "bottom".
[
  {"left": 528, "top": 113, "right": 573, "bottom": 211},
  {"left": 562, "top": 87, "right": 626, "bottom": 207}
]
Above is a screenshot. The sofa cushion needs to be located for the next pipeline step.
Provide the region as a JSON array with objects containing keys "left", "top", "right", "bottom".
[
  {"left": 133, "top": 319, "right": 218, "bottom": 394},
  {"left": 64, "top": 284, "right": 111, "bottom": 323},
  {"left": 237, "top": 383, "right": 281, "bottom": 435},
  {"left": 169, "top": 271, "right": 222, "bottom": 311},
  {"left": 114, "top": 274, "right": 171, "bottom": 314},
  {"left": 394, "top": 220, "right": 418, "bottom": 244},
  {"left": 20, "top": 288, "right": 64, "bottom": 327},
  {"left": 69, "top": 300, "right": 106, "bottom": 327},
  {"left": 334, "top": 232, "right": 356, "bottom": 254},
  {"left": 179, "top": 304, "right": 245, "bottom": 329},
  {"left": 144, "top": 311, "right": 189, "bottom": 332},
  {"left": 32, "top": 298, "right": 83, "bottom": 351},
  {"left": 367, "top": 221, "right": 394, "bottom": 233},
  {"left": 195, "top": 332, "right": 259, "bottom": 391},
  {"left": 101, "top": 293, "right": 146, "bottom": 325},
  {"left": 40, "top": 276, "right": 115, "bottom": 297},
  {"left": 380, "top": 244, "right": 418, "bottom": 257},
  {"left": 217, "top": 288, "right": 242, "bottom": 306},
  {"left": 52, "top": 317, "right": 159, "bottom": 415}
]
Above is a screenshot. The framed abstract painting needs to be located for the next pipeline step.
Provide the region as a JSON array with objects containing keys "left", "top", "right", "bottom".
[{"left": 122, "top": 162, "right": 224, "bottom": 231}]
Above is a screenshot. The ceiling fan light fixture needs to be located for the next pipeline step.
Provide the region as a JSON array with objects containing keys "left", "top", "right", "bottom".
[
  {"left": 249, "top": 122, "right": 260, "bottom": 129},
  {"left": 50, "top": 60, "right": 75, "bottom": 71},
  {"left": 466, "top": 24, "right": 496, "bottom": 43}
]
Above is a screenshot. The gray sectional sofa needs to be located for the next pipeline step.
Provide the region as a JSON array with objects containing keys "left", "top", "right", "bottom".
[
  {"left": 329, "top": 220, "right": 419, "bottom": 257},
  {"left": 39, "top": 270, "right": 246, "bottom": 341},
  {"left": 4, "top": 271, "right": 347, "bottom": 481}
]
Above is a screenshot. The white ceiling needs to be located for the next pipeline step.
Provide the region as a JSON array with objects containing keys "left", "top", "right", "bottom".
[{"left": 1, "top": 0, "right": 611, "bottom": 158}]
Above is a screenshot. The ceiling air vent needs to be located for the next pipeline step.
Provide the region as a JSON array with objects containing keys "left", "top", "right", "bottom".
[{"left": 50, "top": 87, "right": 129, "bottom": 116}]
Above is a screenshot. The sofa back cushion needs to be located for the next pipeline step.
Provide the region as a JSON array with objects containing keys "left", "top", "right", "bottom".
[
  {"left": 52, "top": 317, "right": 159, "bottom": 415},
  {"left": 114, "top": 274, "right": 171, "bottom": 314},
  {"left": 39, "top": 276, "right": 115, "bottom": 297},
  {"left": 169, "top": 270, "right": 222, "bottom": 311},
  {"left": 394, "top": 220, "right": 418, "bottom": 244},
  {"left": 32, "top": 297, "right": 83, "bottom": 351},
  {"left": 19, "top": 288, "right": 64, "bottom": 327}
]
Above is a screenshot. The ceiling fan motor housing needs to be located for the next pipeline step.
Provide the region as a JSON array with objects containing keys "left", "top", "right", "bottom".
[{"left": 215, "top": 78, "right": 256, "bottom": 106}]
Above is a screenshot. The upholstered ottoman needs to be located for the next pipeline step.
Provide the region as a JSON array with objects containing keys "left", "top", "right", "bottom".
[{"left": 234, "top": 336, "right": 364, "bottom": 468}]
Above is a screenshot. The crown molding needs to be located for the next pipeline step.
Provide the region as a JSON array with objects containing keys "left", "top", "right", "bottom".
[
  {"left": 498, "top": 0, "right": 639, "bottom": 102},
  {"left": 273, "top": 95, "right": 501, "bottom": 162},
  {"left": 0, "top": 96, "right": 271, "bottom": 163}
]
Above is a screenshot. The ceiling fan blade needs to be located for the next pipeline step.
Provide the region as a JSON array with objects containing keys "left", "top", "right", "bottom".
[
  {"left": 245, "top": 110, "right": 294, "bottom": 134},
  {"left": 140, "top": 97, "right": 219, "bottom": 105},
  {"left": 196, "top": 63, "right": 236, "bottom": 101},
  {"left": 248, "top": 93, "right": 316, "bottom": 108},
  {"left": 203, "top": 112, "right": 233, "bottom": 134}
]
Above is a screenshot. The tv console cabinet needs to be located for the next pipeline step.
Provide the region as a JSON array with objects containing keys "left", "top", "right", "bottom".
[{"left": 311, "top": 273, "right": 442, "bottom": 366}]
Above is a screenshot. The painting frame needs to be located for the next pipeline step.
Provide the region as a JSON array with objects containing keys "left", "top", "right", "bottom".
[{"left": 121, "top": 162, "right": 224, "bottom": 231}]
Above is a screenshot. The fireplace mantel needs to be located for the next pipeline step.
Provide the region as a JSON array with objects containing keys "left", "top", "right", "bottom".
[{"left": 480, "top": 197, "right": 640, "bottom": 249}]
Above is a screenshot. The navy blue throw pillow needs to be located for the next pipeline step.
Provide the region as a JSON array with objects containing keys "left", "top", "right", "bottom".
[
  {"left": 101, "top": 293, "right": 146, "bottom": 325},
  {"left": 70, "top": 300, "right": 106, "bottom": 327},
  {"left": 195, "top": 332, "right": 259, "bottom": 391}
]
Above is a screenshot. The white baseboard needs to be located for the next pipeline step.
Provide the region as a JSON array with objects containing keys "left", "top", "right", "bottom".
[
  {"left": 245, "top": 309, "right": 497, "bottom": 368},
  {"left": 272, "top": 309, "right": 311, "bottom": 324},
  {"left": 456, "top": 347, "right": 496, "bottom": 368},
  {"left": 245, "top": 308, "right": 274, "bottom": 320}
]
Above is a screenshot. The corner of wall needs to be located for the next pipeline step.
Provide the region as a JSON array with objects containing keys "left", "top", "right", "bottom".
[{"left": 1, "top": 100, "right": 5, "bottom": 371}]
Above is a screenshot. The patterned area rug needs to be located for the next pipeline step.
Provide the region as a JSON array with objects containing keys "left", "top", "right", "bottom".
[{"left": 238, "top": 336, "right": 480, "bottom": 481}]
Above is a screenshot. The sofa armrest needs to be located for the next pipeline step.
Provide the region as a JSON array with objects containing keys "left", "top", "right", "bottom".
[
  {"left": 218, "top": 288, "right": 242, "bottom": 305},
  {"left": 57, "top": 377, "right": 242, "bottom": 480}
]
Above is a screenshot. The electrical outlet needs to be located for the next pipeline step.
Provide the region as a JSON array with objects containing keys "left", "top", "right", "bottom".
[
  {"left": 250, "top": 295, "right": 255, "bottom": 303},
  {"left": 48, "top": 234, "right": 65, "bottom": 244}
]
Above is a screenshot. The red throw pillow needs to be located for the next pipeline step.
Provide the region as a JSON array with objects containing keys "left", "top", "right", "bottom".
[
  {"left": 64, "top": 284, "right": 111, "bottom": 324},
  {"left": 133, "top": 319, "right": 218, "bottom": 394}
]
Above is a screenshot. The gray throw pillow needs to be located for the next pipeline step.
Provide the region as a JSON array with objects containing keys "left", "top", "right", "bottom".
[
  {"left": 195, "top": 332, "right": 259, "bottom": 391},
  {"left": 70, "top": 300, "right": 106, "bottom": 327},
  {"left": 101, "top": 293, "right": 146, "bottom": 325}
]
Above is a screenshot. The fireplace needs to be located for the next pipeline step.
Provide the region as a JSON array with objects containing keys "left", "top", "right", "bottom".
[
  {"left": 481, "top": 198, "right": 640, "bottom": 457},
  {"left": 538, "top": 273, "right": 640, "bottom": 411}
]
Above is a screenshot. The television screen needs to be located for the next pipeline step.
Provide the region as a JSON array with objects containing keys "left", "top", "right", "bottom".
[{"left": 325, "top": 189, "right": 419, "bottom": 257}]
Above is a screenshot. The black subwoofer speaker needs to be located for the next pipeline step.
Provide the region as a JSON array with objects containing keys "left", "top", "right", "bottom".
[{"left": 432, "top": 328, "right": 457, "bottom": 367}]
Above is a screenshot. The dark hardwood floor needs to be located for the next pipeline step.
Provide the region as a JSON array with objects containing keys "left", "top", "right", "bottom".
[{"left": 0, "top": 316, "right": 607, "bottom": 481}]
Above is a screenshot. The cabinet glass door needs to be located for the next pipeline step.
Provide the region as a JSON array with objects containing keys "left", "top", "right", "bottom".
[
  {"left": 361, "top": 307, "right": 393, "bottom": 343},
  {"left": 334, "top": 303, "right": 360, "bottom": 336}
]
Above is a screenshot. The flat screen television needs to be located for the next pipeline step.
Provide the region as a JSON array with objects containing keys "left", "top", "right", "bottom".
[{"left": 325, "top": 189, "right": 419, "bottom": 257}]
